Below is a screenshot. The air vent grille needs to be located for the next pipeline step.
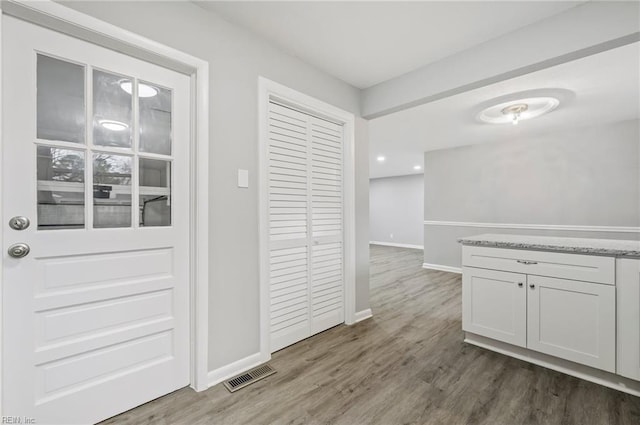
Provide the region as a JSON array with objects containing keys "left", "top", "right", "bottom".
[{"left": 223, "top": 364, "right": 276, "bottom": 392}]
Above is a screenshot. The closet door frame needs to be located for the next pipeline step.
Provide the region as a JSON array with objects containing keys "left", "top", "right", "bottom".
[{"left": 258, "top": 76, "right": 356, "bottom": 360}]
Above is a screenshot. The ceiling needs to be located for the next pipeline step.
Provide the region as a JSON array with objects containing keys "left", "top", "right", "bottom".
[
  {"left": 196, "top": 1, "right": 583, "bottom": 89},
  {"left": 369, "top": 42, "right": 640, "bottom": 179}
]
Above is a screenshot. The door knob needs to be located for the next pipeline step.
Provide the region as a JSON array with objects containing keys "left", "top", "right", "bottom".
[
  {"left": 8, "top": 243, "right": 30, "bottom": 258},
  {"left": 9, "top": 216, "right": 30, "bottom": 231}
]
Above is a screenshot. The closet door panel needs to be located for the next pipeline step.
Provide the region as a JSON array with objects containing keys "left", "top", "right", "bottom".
[
  {"left": 268, "top": 103, "right": 311, "bottom": 352},
  {"left": 268, "top": 105, "right": 345, "bottom": 352},
  {"left": 309, "top": 116, "right": 344, "bottom": 334}
]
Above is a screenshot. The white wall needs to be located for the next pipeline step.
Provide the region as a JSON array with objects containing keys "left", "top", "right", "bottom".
[
  {"left": 59, "top": 1, "right": 369, "bottom": 374},
  {"left": 370, "top": 174, "right": 424, "bottom": 248},
  {"left": 424, "top": 119, "right": 640, "bottom": 269}
]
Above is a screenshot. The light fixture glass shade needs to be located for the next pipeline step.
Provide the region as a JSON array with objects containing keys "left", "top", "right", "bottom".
[
  {"left": 99, "top": 119, "right": 129, "bottom": 131},
  {"left": 119, "top": 81, "right": 158, "bottom": 98},
  {"left": 477, "top": 97, "right": 559, "bottom": 124}
]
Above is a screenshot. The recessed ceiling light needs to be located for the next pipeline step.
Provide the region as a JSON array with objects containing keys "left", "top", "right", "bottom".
[
  {"left": 478, "top": 97, "right": 559, "bottom": 125},
  {"left": 99, "top": 119, "right": 129, "bottom": 132},
  {"left": 376, "top": 156, "right": 386, "bottom": 162},
  {"left": 413, "top": 165, "right": 422, "bottom": 170},
  {"left": 119, "top": 80, "right": 158, "bottom": 98}
]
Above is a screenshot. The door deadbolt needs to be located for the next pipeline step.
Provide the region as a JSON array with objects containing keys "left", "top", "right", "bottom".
[
  {"left": 8, "top": 243, "right": 30, "bottom": 258},
  {"left": 9, "top": 216, "right": 30, "bottom": 231}
]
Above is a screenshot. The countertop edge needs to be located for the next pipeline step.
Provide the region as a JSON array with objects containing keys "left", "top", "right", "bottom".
[{"left": 457, "top": 238, "right": 640, "bottom": 258}]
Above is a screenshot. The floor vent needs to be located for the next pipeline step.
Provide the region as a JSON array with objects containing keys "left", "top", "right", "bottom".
[{"left": 223, "top": 364, "right": 276, "bottom": 393}]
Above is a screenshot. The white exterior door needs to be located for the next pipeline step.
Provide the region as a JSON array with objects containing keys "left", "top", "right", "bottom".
[
  {"left": 267, "top": 102, "right": 345, "bottom": 352},
  {"left": 527, "top": 275, "right": 615, "bottom": 372},
  {"left": 2, "top": 17, "right": 191, "bottom": 424},
  {"left": 462, "top": 267, "right": 527, "bottom": 347}
]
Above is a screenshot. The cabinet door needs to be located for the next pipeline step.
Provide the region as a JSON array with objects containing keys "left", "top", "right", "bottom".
[
  {"left": 617, "top": 259, "right": 640, "bottom": 380},
  {"left": 462, "top": 267, "right": 527, "bottom": 347},
  {"left": 527, "top": 275, "right": 615, "bottom": 372}
]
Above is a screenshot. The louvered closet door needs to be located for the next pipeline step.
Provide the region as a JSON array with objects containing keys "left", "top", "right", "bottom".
[
  {"left": 309, "top": 116, "right": 345, "bottom": 334},
  {"left": 268, "top": 102, "right": 344, "bottom": 352}
]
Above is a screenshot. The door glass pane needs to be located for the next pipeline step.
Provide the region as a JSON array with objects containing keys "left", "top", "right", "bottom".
[
  {"left": 93, "top": 70, "right": 132, "bottom": 148},
  {"left": 139, "top": 158, "right": 171, "bottom": 227},
  {"left": 93, "top": 154, "right": 132, "bottom": 228},
  {"left": 37, "top": 55, "right": 85, "bottom": 144},
  {"left": 37, "top": 146, "right": 85, "bottom": 230},
  {"left": 139, "top": 82, "right": 172, "bottom": 155}
]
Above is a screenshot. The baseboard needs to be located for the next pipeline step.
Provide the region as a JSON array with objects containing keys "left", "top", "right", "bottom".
[
  {"left": 465, "top": 332, "right": 640, "bottom": 397},
  {"left": 207, "top": 352, "right": 268, "bottom": 388},
  {"left": 370, "top": 241, "right": 424, "bottom": 250},
  {"left": 422, "top": 262, "right": 462, "bottom": 274},
  {"left": 353, "top": 308, "right": 373, "bottom": 323}
]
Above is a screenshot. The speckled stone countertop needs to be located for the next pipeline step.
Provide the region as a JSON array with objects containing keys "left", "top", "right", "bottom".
[{"left": 458, "top": 234, "right": 640, "bottom": 258}]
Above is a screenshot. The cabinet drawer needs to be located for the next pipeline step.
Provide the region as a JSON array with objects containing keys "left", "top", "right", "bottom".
[{"left": 462, "top": 246, "right": 615, "bottom": 285}]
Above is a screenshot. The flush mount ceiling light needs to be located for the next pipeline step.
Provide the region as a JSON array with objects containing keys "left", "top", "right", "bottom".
[
  {"left": 119, "top": 81, "right": 158, "bottom": 98},
  {"left": 413, "top": 165, "right": 422, "bottom": 170},
  {"left": 376, "top": 156, "right": 386, "bottom": 162},
  {"left": 502, "top": 103, "right": 528, "bottom": 125},
  {"left": 99, "top": 119, "right": 129, "bottom": 132},
  {"left": 477, "top": 97, "right": 560, "bottom": 125}
]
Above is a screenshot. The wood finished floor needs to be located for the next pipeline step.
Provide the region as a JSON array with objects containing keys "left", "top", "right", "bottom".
[{"left": 102, "top": 245, "right": 640, "bottom": 425}]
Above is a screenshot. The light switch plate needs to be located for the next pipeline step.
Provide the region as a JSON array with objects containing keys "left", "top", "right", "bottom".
[{"left": 238, "top": 169, "right": 249, "bottom": 188}]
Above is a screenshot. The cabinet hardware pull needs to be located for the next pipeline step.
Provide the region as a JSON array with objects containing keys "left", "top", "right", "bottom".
[
  {"left": 517, "top": 260, "right": 538, "bottom": 265},
  {"left": 529, "top": 284, "right": 535, "bottom": 289},
  {"left": 517, "top": 282, "right": 523, "bottom": 287}
]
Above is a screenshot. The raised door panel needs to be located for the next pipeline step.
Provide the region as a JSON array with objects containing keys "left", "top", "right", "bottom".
[
  {"left": 617, "top": 258, "right": 640, "bottom": 380},
  {"left": 462, "top": 267, "right": 527, "bottom": 347},
  {"left": 527, "top": 275, "right": 615, "bottom": 372}
]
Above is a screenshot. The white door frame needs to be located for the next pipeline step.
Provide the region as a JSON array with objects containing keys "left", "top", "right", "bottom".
[
  {"left": 0, "top": 0, "right": 211, "bottom": 408},
  {"left": 258, "top": 77, "right": 356, "bottom": 361}
]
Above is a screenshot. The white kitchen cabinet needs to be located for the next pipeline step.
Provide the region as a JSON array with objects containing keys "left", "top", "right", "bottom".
[
  {"left": 463, "top": 263, "right": 615, "bottom": 372},
  {"left": 459, "top": 236, "right": 640, "bottom": 395},
  {"left": 462, "top": 267, "right": 527, "bottom": 347},
  {"left": 527, "top": 275, "right": 615, "bottom": 372},
  {"left": 617, "top": 258, "right": 640, "bottom": 380},
  {"left": 461, "top": 245, "right": 617, "bottom": 373}
]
